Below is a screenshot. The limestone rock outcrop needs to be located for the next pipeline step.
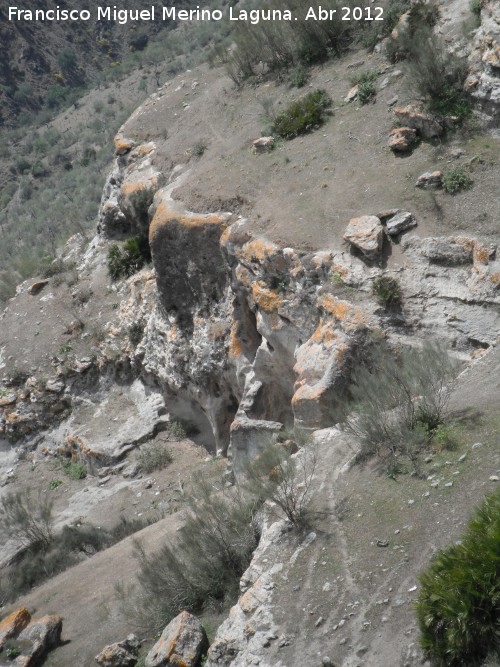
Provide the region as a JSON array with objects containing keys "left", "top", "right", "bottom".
[
  {"left": 343, "top": 215, "right": 384, "bottom": 257},
  {"left": 465, "top": 0, "right": 500, "bottom": 123}
]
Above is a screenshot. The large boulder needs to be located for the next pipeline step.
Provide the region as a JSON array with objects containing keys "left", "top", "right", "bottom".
[
  {"left": 95, "top": 634, "right": 140, "bottom": 666},
  {"left": 0, "top": 609, "right": 31, "bottom": 647},
  {"left": 343, "top": 215, "right": 384, "bottom": 258},
  {"left": 394, "top": 105, "right": 443, "bottom": 139},
  {"left": 388, "top": 127, "right": 417, "bottom": 152},
  {"left": 11, "top": 614, "right": 63, "bottom": 666},
  {"left": 145, "top": 611, "right": 208, "bottom": 667}
]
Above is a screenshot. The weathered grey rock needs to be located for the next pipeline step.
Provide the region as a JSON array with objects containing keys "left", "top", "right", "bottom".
[
  {"left": 394, "top": 105, "right": 443, "bottom": 139},
  {"left": 388, "top": 127, "right": 417, "bottom": 152},
  {"left": 145, "top": 611, "right": 208, "bottom": 667},
  {"left": 252, "top": 137, "right": 275, "bottom": 154},
  {"left": 385, "top": 211, "right": 417, "bottom": 236},
  {"left": 95, "top": 634, "right": 140, "bottom": 666},
  {"left": 344, "top": 85, "right": 358, "bottom": 103},
  {"left": 416, "top": 171, "right": 443, "bottom": 188},
  {"left": 343, "top": 215, "right": 384, "bottom": 257},
  {"left": 420, "top": 238, "right": 474, "bottom": 266},
  {"left": 45, "top": 378, "right": 65, "bottom": 393},
  {"left": 16, "top": 614, "right": 63, "bottom": 665}
]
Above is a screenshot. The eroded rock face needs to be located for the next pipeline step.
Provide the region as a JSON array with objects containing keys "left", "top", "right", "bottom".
[
  {"left": 466, "top": 0, "right": 500, "bottom": 123},
  {"left": 145, "top": 611, "right": 208, "bottom": 667}
]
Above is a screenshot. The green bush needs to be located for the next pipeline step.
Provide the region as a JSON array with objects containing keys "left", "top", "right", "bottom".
[
  {"left": 357, "top": 81, "right": 376, "bottom": 105},
  {"left": 344, "top": 341, "right": 460, "bottom": 470},
  {"left": 134, "top": 479, "right": 260, "bottom": 631},
  {"left": 442, "top": 167, "right": 473, "bottom": 194},
  {"left": 271, "top": 89, "right": 332, "bottom": 139},
  {"left": 416, "top": 488, "right": 500, "bottom": 666},
  {"left": 137, "top": 442, "right": 173, "bottom": 474},
  {"left": 128, "top": 322, "right": 144, "bottom": 346},
  {"left": 61, "top": 459, "right": 87, "bottom": 480},
  {"left": 129, "top": 187, "right": 155, "bottom": 232},
  {"left": 372, "top": 276, "right": 401, "bottom": 307},
  {"left": 169, "top": 420, "right": 186, "bottom": 440},
  {"left": 470, "top": 0, "right": 481, "bottom": 17},
  {"left": 107, "top": 236, "right": 151, "bottom": 280},
  {"left": 290, "top": 67, "right": 309, "bottom": 88}
]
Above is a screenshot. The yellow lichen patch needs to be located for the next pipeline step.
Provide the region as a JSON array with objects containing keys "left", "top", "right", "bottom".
[
  {"left": 332, "top": 262, "right": 348, "bottom": 277},
  {"left": 292, "top": 383, "right": 327, "bottom": 404},
  {"left": 114, "top": 136, "right": 135, "bottom": 154},
  {"left": 130, "top": 142, "right": 155, "bottom": 158},
  {"left": 0, "top": 608, "right": 31, "bottom": 640},
  {"left": 251, "top": 281, "right": 283, "bottom": 313},
  {"left": 149, "top": 199, "right": 227, "bottom": 240},
  {"left": 241, "top": 238, "right": 279, "bottom": 263},
  {"left": 473, "top": 243, "right": 490, "bottom": 265},
  {"left": 317, "top": 294, "right": 366, "bottom": 331},
  {"left": 228, "top": 324, "right": 243, "bottom": 357},
  {"left": 309, "top": 319, "right": 338, "bottom": 345},
  {"left": 121, "top": 176, "right": 158, "bottom": 197},
  {"left": 490, "top": 272, "right": 500, "bottom": 287},
  {"left": 453, "top": 236, "right": 475, "bottom": 253}
]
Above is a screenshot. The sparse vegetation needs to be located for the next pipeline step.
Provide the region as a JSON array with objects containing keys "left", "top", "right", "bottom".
[
  {"left": 372, "top": 276, "right": 401, "bottom": 307},
  {"left": 169, "top": 420, "right": 187, "bottom": 440},
  {"left": 352, "top": 70, "right": 379, "bottom": 105},
  {"left": 61, "top": 459, "right": 87, "bottom": 480},
  {"left": 344, "top": 340, "right": 460, "bottom": 471},
  {"left": 245, "top": 432, "right": 317, "bottom": 525},
  {"left": 129, "top": 187, "right": 155, "bottom": 233},
  {"left": 128, "top": 322, "right": 144, "bottom": 346},
  {"left": 133, "top": 478, "right": 260, "bottom": 631},
  {"left": 0, "top": 490, "right": 54, "bottom": 551},
  {"left": 417, "top": 487, "right": 500, "bottom": 666},
  {"left": 271, "top": 89, "right": 332, "bottom": 139},
  {"left": 137, "top": 442, "right": 173, "bottom": 474},
  {"left": 107, "top": 236, "right": 151, "bottom": 281},
  {"left": 442, "top": 167, "right": 473, "bottom": 194}
]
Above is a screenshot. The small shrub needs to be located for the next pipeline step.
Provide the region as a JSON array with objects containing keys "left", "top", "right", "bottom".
[
  {"left": 137, "top": 443, "right": 173, "bottom": 474},
  {"left": 357, "top": 81, "right": 376, "bottom": 105},
  {"left": 107, "top": 236, "right": 151, "bottom": 281},
  {"left": 0, "top": 491, "right": 54, "bottom": 550},
  {"left": 372, "top": 276, "right": 401, "bottom": 307},
  {"left": 470, "top": 0, "right": 481, "bottom": 17},
  {"left": 49, "top": 479, "right": 63, "bottom": 490},
  {"left": 190, "top": 140, "right": 208, "bottom": 157},
  {"left": 128, "top": 322, "right": 144, "bottom": 346},
  {"left": 245, "top": 433, "right": 317, "bottom": 526},
  {"left": 416, "top": 487, "right": 500, "bottom": 665},
  {"left": 271, "top": 89, "right": 332, "bottom": 139},
  {"left": 442, "top": 167, "right": 473, "bottom": 194},
  {"left": 290, "top": 67, "right": 309, "bottom": 88},
  {"left": 169, "top": 420, "right": 186, "bottom": 440},
  {"left": 344, "top": 340, "right": 460, "bottom": 471},
  {"left": 129, "top": 187, "right": 155, "bottom": 230},
  {"left": 61, "top": 459, "right": 87, "bottom": 480}
]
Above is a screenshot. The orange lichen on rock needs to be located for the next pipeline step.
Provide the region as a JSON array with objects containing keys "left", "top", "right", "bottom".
[
  {"left": 251, "top": 281, "right": 283, "bottom": 312},
  {"left": 309, "top": 319, "right": 338, "bottom": 345},
  {"left": 114, "top": 136, "right": 135, "bottom": 154},
  {"left": 121, "top": 176, "right": 158, "bottom": 197},
  {"left": 241, "top": 238, "right": 279, "bottom": 263},
  {"left": 317, "top": 294, "right": 365, "bottom": 330},
  {"left": 473, "top": 243, "right": 490, "bottom": 265},
  {"left": 228, "top": 324, "right": 243, "bottom": 357},
  {"left": 490, "top": 272, "right": 500, "bottom": 287},
  {"left": 149, "top": 199, "right": 227, "bottom": 240},
  {"left": 0, "top": 608, "right": 31, "bottom": 643},
  {"left": 130, "top": 142, "right": 155, "bottom": 158},
  {"left": 453, "top": 236, "right": 475, "bottom": 253}
]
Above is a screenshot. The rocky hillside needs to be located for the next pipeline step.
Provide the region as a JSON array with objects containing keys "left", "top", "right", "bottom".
[{"left": 0, "top": 1, "right": 499, "bottom": 666}]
